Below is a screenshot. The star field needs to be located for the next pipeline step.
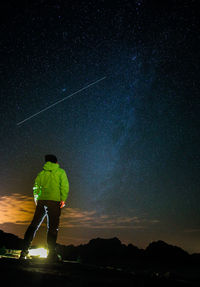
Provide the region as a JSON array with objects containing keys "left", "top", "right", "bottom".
[{"left": 0, "top": 0, "right": 200, "bottom": 253}]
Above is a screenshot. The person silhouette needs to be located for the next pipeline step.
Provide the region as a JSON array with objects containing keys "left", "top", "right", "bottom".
[{"left": 20, "top": 154, "right": 69, "bottom": 261}]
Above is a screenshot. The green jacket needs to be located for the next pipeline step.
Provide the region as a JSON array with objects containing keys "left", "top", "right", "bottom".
[{"left": 33, "top": 162, "right": 69, "bottom": 202}]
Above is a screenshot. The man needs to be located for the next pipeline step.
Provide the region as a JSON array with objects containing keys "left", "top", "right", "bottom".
[{"left": 20, "top": 154, "right": 69, "bottom": 261}]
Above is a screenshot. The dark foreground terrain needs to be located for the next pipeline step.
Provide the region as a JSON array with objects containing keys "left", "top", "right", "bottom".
[
  {"left": 0, "top": 257, "right": 199, "bottom": 287},
  {"left": 1, "top": 231, "right": 200, "bottom": 286}
]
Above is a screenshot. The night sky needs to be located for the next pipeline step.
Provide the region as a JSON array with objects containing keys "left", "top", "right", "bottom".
[{"left": 0, "top": 0, "right": 200, "bottom": 253}]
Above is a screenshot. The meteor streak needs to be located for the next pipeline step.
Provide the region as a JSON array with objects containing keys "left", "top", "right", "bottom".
[{"left": 17, "top": 76, "right": 106, "bottom": 126}]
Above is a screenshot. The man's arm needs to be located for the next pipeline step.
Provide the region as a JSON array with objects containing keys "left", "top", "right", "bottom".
[
  {"left": 33, "top": 173, "right": 42, "bottom": 204},
  {"left": 60, "top": 170, "right": 69, "bottom": 207}
]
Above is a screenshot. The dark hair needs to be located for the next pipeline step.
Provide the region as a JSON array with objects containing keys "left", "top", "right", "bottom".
[{"left": 45, "top": 154, "right": 57, "bottom": 163}]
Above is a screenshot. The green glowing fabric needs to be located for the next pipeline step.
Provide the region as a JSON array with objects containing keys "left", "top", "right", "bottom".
[{"left": 33, "top": 162, "right": 69, "bottom": 202}]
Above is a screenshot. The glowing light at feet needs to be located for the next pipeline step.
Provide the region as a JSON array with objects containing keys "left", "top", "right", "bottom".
[{"left": 29, "top": 248, "right": 48, "bottom": 258}]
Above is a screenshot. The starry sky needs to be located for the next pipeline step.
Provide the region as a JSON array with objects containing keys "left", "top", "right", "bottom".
[{"left": 0, "top": 0, "right": 200, "bottom": 253}]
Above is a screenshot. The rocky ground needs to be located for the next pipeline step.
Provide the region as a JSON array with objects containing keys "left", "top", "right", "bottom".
[{"left": 0, "top": 257, "right": 199, "bottom": 287}]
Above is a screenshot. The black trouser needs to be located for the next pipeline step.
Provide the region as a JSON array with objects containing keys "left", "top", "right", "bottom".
[{"left": 22, "top": 200, "right": 61, "bottom": 252}]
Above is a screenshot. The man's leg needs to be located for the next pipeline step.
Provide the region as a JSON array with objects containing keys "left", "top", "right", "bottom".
[
  {"left": 46, "top": 201, "right": 61, "bottom": 255},
  {"left": 20, "top": 201, "right": 46, "bottom": 258}
]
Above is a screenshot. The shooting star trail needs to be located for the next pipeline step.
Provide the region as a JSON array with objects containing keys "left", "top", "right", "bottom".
[{"left": 17, "top": 76, "right": 106, "bottom": 126}]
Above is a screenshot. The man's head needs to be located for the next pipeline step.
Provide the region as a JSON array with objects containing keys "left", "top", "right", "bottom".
[{"left": 45, "top": 154, "right": 58, "bottom": 163}]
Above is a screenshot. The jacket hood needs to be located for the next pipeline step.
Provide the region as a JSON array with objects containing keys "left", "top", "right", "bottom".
[{"left": 43, "top": 161, "right": 60, "bottom": 171}]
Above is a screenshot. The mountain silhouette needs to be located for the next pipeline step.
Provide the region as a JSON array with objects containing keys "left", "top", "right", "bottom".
[
  {"left": 0, "top": 230, "right": 23, "bottom": 250},
  {"left": 0, "top": 229, "right": 190, "bottom": 267},
  {"left": 145, "top": 240, "right": 189, "bottom": 261}
]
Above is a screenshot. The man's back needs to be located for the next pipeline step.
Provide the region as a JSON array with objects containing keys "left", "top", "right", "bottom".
[{"left": 33, "top": 161, "right": 69, "bottom": 202}]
